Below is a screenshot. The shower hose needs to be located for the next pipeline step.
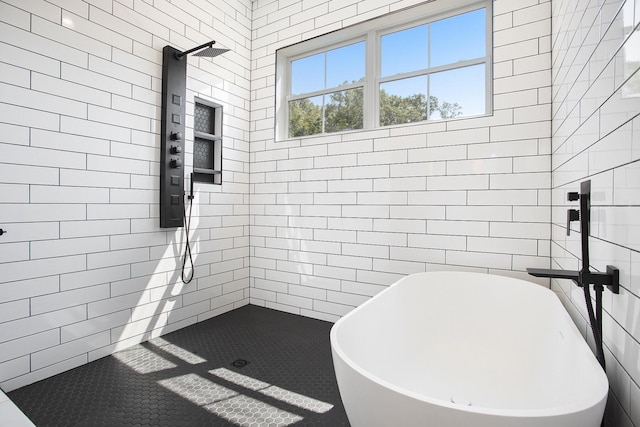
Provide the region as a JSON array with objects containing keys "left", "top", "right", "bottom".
[
  {"left": 181, "top": 191, "right": 194, "bottom": 284},
  {"left": 583, "top": 282, "right": 606, "bottom": 371}
]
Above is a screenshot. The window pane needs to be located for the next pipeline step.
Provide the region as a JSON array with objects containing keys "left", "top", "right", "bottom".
[
  {"left": 429, "top": 64, "right": 485, "bottom": 120},
  {"left": 430, "top": 9, "right": 486, "bottom": 68},
  {"left": 289, "top": 96, "right": 322, "bottom": 137},
  {"left": 327, "top": 42, "right": 365, "bottom": 88},
  {"left": 381, "top": 24, "right": 429, "bottom": 77},
  {"left": 291, "top": 54, "right": 324, "bottom": 96},
  {"left": 325, "top": 88, "right": 363, "bottom": 133},
  {"left": 379, "top": 76, "right": 428, "bottom": 126}
]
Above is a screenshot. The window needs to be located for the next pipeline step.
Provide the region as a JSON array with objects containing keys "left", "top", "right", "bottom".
[{"left": 275, "top": 0, "right": 492, "bottom": 140}]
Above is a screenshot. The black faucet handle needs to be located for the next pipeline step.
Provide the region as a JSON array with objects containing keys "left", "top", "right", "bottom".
[
  {"left": 567, "top": 209, "right": 580, "bottom": 235},
  {"left": 567, "top": 191, "right": 579, "bottom": 201}
]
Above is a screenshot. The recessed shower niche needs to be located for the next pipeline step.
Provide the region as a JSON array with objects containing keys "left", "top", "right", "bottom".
[{"left": 193, "top": 98, "right": 222, "bottom": 185}]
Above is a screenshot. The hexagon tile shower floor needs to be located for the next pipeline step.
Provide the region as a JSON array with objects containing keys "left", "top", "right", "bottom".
[{"left": 8, "top": 305, "right": 350, "bottom": 426}]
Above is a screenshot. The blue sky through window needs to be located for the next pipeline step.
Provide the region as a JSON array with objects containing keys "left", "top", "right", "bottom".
[
  {"left": 381, "top": 24, "right": 429, "bottom": 77},
  {"left": 291, "top": 42, "right": 365, "bottom": 96},
  {"left": 430, "top": 64, "right": 485, "bottom": 118},
  {"left": 291, "top": 54, "right": 324, "bottom": 95},
  {"left": 430, "top": 8, "right": 486, "bottom": 67},
  {"left": 327, "top": 42, "right": 365, "bottom": 87}
]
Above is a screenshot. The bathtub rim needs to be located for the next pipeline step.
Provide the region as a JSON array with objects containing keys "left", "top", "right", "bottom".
[{"left": 329, "top": 270, "right": 609, "bottom": 420}]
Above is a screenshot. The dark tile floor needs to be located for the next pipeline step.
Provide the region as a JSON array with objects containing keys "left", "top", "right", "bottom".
[{"left": 8, "top": 305, "right": 351, "bottom": 426}]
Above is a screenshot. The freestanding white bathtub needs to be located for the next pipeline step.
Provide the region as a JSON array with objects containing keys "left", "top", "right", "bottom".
[{"left": 330, "top": 271, "right": 608, "bottom": 427}]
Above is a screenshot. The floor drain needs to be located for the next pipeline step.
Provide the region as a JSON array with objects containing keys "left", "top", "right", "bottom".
[{"left": 231, "top": 359, "right": 249, "bottom": 368}]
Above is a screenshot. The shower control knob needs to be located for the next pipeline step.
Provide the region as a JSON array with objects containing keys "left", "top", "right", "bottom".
[
  {"left": 170, "top": 131, "right": 182, "bottom": 141},
  {"left": 566, "top": 209, "right": 579, "bottom": 236},
  {"left": 170, "top": 145, "right": 182, "bottom": 154},
  {"left": 170, "top": 158, "right": 182, "bottom": 168}
]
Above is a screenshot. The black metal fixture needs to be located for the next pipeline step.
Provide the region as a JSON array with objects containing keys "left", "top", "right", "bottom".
[
  {"left": 159, "top": 40, "right": 228, "bottom": 228},
  {"left": 527, "top": 180, "right": 619, "bottom": 371},
  {"left": 181, "top": 173, "right": 195, "bottom": 284},
  {"left": 174, "top": 41, "right": 230, "bottom": 60}
]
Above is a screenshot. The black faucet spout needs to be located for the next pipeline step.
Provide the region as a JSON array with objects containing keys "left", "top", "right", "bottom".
[{"left": 526, "top": 268, "right": 579, "bottom": 282}]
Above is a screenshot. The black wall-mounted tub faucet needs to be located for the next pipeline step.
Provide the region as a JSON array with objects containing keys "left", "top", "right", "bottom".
[
  {"left": 527, "top": 180, "right": 619, "bottom": 371},
  {"left": 527, "top": 180, "right": 619, "bottom": 294}
]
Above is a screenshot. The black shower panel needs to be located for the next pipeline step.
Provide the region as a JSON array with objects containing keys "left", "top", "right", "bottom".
[{"left": 160, "top": 45, "right": 187, "bottom": 228}]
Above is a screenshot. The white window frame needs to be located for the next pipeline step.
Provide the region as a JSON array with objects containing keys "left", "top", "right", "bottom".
[{"left": 275, "top": 0, "right": 492, "bottom": 141}]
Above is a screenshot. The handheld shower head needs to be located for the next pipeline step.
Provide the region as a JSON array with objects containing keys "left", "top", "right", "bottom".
[{"left": 175, "top": 41, "right": 230, "bottom": 60}]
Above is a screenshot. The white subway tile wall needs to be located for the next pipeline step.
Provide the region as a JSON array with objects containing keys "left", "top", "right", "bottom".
[
  {"left": 1, "top": 2, "right": 637, "bottom": 425},
  {"left": 249, "top": 0, "right": 552, "bottom": 321},
  {"left": 0, "top": 0, "right": 251, "bottom": 391},
  {"left": 551, "top": 0, "right": 640, "bottom": 426}
]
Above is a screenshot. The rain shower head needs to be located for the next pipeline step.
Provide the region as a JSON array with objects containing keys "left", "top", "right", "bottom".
[
  {"left": 193, "top": 47, "right": 230, "bottom": 57},
  {"left": 174, "top": 41, "right": 229, "bottom": 60}
]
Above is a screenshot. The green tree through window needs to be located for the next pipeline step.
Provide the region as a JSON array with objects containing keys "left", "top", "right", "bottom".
[
  {"left": 379, "top": 92, "right": 463, "bottom": 126},
  {"left": 289, "top": 89, "right": 461, "bottom": 137},
  {"left": 289, "top": 98, "right": 322, "bottom": 138},
  {"left": 325, "top": 88, "right": 364, "bottom": 133}
]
